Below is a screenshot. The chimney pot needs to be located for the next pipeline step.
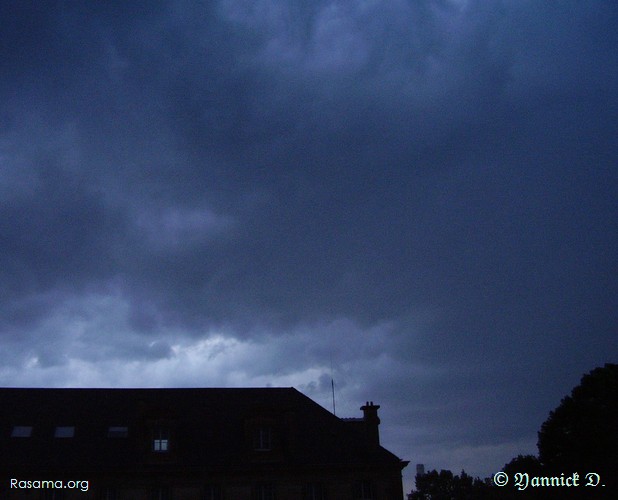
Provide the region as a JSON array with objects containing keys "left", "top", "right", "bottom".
[{"left": 360, "top": 401, "right": 381, "bottom": 447}]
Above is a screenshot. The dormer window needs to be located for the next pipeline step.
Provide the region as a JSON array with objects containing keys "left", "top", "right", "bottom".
[
  {"left": 153, "top": 427, "right": 169, "bottom": 452},
  {"left": 253, "top": 426, "right": 272, "bottom": 451},
  {"left": 54, "top": 426, "right": 75, "bottom": 438},
  {"left": 107, "top": 426, "right": 128, "bottom": 438},
  {"left": 11, "top": 426, "right": 33, "bottom": 438}
]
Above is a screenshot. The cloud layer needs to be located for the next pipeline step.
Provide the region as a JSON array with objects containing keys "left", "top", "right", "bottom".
[{"left": 1, "top": 0, "right": 617, "bottom": 488}]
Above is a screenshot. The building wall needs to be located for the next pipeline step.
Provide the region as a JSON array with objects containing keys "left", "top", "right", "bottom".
[{"left": 1, "top": 389, "right": 406, "bottom": 500}]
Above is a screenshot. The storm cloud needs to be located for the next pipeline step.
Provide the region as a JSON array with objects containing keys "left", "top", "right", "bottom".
[{"left": 1, "top": 0, "right": 616, "bottom": 490}]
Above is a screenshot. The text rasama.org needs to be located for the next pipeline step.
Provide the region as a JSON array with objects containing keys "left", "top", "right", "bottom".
[{"left": 10, "top": 479, "right": 89, "bottom": 492}]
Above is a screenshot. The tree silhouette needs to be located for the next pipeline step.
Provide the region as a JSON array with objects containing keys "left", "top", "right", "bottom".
[
  {"left": 537, "top": 363, "right": 618, "bottom": 493},
  {"left": 409, "top": 469, "right": 492, "bottom": 499}
]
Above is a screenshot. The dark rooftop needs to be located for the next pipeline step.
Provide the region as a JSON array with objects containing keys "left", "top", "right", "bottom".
[{"left": 0, "top": 387, "right": 406, "bottom": 474}]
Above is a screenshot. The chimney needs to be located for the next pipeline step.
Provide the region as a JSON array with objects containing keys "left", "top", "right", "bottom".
[{"left": 360, "top": 401, "right": 381, "bottom": 447}]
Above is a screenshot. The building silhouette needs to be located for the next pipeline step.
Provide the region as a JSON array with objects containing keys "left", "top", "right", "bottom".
[{"left": 0, "top": 387, "right": 408, "bottom": 499}]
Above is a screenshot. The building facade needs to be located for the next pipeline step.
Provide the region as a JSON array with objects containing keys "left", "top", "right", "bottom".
[{"left": 0, "top": 388, "right": 408, "bottom": 499}]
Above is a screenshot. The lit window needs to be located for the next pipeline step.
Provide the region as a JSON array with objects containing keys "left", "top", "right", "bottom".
[
  {"left": 54, "top": 426, "right": 75, "bottom": 438},
  {"left": 107, "top": 426, "right": 128, "bottom": 438},
  {"left": 253, "top": 426, "right": 272, "bottom": 451},
  {"left": 11, "top": 426, "right": 33, "bottom": 438},
  {"left": 153, "top": 427, "right": 169, "bottom": 452}
]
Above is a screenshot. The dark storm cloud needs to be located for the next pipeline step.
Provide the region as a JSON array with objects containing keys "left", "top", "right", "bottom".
[{"left": 1, "top": 0, "right": 617, "bottom": 481}]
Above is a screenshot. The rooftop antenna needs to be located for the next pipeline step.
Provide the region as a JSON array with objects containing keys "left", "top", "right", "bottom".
[{"left": 330, "top": 354, "right": 336, "bottom": 416}]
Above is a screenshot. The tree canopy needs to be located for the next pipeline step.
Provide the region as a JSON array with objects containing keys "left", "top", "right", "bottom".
[
  {"left": 409, "top": 469, "right": 491, "bottom": 500},
  {"left": 537, "top": 363, "right": 618, "bottom": 489}
]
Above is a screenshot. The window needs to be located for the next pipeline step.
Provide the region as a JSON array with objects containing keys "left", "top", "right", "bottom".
[
  {"left": 11, "top": 426, "right": 33, "bottom": 437},
  {"left": 304, "top": 482, "right": 327, "bottom": 500},
  {"left": 153, "top": 427, "right": 169, "bottom": 452},
  {"left": 54, "top": 426, "right": 75, "bottom": 438},
  {"left": 203, "top": 484, "right": 222, "bottom": 500},
  {"left": 107, "top": 426, "right": 128, "bottom": 438},
  {"left": 253, "top": 483, "right": 275, "bottom": 500},
  {"left": 253, "top": 426, "right": 272, "bottom": 451},
  {"left": 353, "top": 480, "right": 375, "bottom": 500}
]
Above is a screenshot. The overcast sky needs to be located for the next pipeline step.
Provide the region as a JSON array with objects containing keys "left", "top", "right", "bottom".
[{"left": 1, "top": 0, "right": 616, "bottom": 492}]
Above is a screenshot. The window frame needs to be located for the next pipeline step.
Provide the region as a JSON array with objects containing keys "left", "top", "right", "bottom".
[
  {"left": 54, "top": 426, "right": 75, "bottom": 438},
  {"left": 152, "top": 426, "right": 170, "bottom": 452},
  {"left": 10, "top": 425, "right": 33, "bottom": 438},
  {"left": 253, "top": 426, "right": 272, "bottom": 451},
  {"left": 107, "top": 426, "right": 129, "bottom": 438}
]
